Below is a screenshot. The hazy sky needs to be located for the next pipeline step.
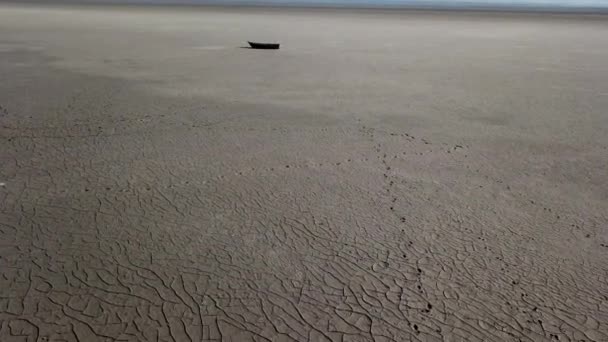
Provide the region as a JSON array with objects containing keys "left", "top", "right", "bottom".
[{"left": 9, "top": 0, "right": 608, "bottom": 10}]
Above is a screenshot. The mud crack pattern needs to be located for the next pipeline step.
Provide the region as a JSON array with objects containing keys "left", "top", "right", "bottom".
[{"left": 2, "top": 7, "right": 608, "bottom": 342}]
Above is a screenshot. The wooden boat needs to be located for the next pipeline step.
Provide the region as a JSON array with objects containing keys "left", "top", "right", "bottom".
[{"left": 248, "top": 41, "right": 280, "bottom": 50}]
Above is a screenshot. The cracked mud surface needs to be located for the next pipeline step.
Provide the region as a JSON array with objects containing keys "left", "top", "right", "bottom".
[{"left": 1, "top": 4, "right": 608, "bottom": 342}]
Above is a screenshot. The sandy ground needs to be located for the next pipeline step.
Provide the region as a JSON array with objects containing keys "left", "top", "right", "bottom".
[{"left": 1, "top": 4, "right": 608, "bottom": 341}]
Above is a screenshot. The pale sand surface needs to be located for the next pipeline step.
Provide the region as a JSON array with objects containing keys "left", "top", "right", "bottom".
[{"left": 1, "top": 4, "right": 608, "bottom": 341}]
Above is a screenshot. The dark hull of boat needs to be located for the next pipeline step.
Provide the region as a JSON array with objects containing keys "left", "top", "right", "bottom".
[{"left": 248, "top": 41, "right": 280, "bottom": 50}]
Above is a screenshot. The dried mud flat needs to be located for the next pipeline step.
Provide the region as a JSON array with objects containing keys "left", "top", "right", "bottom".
[{"left": 1, "top": 4, "right": 608, "bottom": 342}]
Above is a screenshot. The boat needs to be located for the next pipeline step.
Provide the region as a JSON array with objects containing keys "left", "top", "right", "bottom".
[{"left": 248, "top": 41, "right": 280, "bottom": 50}]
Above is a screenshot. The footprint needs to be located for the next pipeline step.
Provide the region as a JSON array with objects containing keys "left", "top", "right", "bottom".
[{"left": 372, "top": 261, "right": 389, "bottom": 272}]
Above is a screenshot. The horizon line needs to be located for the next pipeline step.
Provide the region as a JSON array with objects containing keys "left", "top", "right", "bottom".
[{"left": 3, "top": 0, "right": 608, "bottom": 14}]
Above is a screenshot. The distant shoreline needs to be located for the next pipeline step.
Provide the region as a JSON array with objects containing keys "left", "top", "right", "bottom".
[{"left": 3, "top": 1, "right": 608, "bottom": 16}]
